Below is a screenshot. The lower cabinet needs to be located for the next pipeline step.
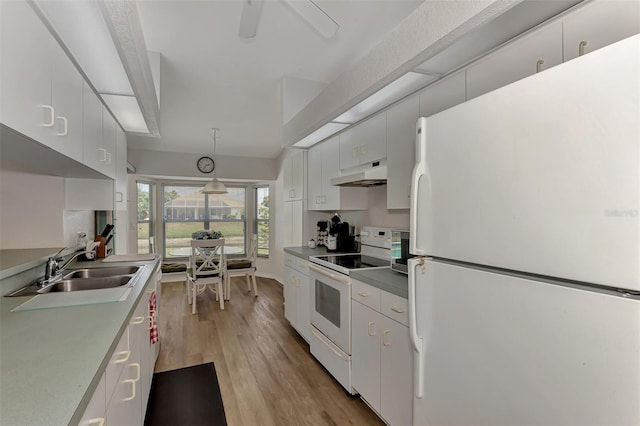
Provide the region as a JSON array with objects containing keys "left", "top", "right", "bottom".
[
  {"left": 352, "top": 281, "right": 412, "bottom": 426},
  {"left": 283, "top": 254, "right": 311, "bottom": 342},
  {"left": 79, "top": 271, "right": 160, "bottom": 425}
]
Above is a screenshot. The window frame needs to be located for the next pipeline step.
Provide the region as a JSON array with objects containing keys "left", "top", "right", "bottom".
[
  {"left": 136, "top": 181, "right": 155, "bottom": 254},
  {"left": 254, "top": 185, "right": 269, "bottom": 258}
]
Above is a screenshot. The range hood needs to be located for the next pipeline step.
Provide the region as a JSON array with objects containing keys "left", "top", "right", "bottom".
[{"left": 331, "top": 163, "right": 387, "bottom": 187}]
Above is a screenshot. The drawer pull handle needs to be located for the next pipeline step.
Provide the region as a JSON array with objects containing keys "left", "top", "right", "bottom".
[
  {"left": 130, "top": 362, "right": 141, "bottom": 381},
  {"left": 535, "top": 59, "right": 544, "bottom": 73},
  {"left": 358, "top": 292, "right": 369, "bottom": 298},
  {"left": 115, "top": 350, "right": 130, "bottom": 364},
  {"left": 132, "top": 316, "right": 145, "bottom": 325},
  {"left": 123, "top": 379, "right": 136, "bottom": 401},
  {"left": 84, "top": 418, "right": 105, "bottom": 426},
  {"left": 578, "top": 41, "right": 587, "bottom": 56},
  {"left": 383, "top": 330, "right": 391, "bottom": 346},
  {"left": 368, "top": 321, "right": 376, "bottom": 336},
  {"left": 391, "top": 306, "right": 406, "bottom": 314}
]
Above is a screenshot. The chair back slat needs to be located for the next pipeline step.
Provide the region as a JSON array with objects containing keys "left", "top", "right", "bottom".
[{"left": 190, "top": 238, "right": 225, "bottom": 278}]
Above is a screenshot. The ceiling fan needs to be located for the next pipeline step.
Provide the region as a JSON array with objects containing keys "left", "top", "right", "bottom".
[{"left": 238, "top": 0, "right": 339, "bottom": 39}]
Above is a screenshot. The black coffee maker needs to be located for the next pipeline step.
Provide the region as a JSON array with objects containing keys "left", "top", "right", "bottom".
[{"left": 328, "top": 214, "right": 356, "bottom": 252}]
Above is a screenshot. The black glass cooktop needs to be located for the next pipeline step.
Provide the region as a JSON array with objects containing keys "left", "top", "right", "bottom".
[{"left": 313, "top": 254, "right": 388, "bottom": 270}]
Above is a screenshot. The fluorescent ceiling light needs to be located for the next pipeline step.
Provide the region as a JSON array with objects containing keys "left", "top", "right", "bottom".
[
  {"left": 334, "top": 72, "right": 436, "bottom": 124},
  {"left": 293, "top": 122, "right": 349, "bottom": 148},
  {"left": 35, "top": 1, "right": 133, "bottom": 95},
  {"left": 286, "top": 0, "right": 339, "bottom": 39},
  {"left": 102, "top": 95, "right": 149, "bottom": 133}
]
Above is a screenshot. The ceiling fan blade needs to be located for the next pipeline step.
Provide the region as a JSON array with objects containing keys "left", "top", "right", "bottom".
[
  {"left": 238, "top": 0, "right": 264, "bottom": 38},
  {"left": 284, "top": 0, "right": 339, "bottom": 39}
]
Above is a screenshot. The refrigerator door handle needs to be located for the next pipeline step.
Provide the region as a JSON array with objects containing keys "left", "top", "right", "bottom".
[
  {"left": 408, "top": 257, "right": 425, "bottom": 398},
  {"left": 410, "top": 118, "right": 428, "bottom": 255}
]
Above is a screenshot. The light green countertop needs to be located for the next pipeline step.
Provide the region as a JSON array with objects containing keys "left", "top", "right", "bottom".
[
  {"left": 0, "top": 255, "right": 160, "bottom": 425},
  {"left": 350, "top": 267, "right": 408, "bottom": 299}
]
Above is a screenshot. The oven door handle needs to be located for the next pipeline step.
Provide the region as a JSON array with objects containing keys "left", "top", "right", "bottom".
[
  {"left": 310, "top": 326, "right": 350, "bottom": 362},
  {"left": 308, "top": 263, "right": 351, "bottom": 284}
]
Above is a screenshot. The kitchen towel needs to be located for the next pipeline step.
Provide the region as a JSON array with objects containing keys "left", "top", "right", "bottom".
[{"left": 149, "top": 290, "right": 159, "bottom": 344}]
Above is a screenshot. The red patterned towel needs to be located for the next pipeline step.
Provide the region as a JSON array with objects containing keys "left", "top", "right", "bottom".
[{"left": 150, "top": 290, "right": 159, "bottom": 344}]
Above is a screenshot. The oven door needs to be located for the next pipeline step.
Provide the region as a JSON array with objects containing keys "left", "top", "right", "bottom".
[{"left": 308, "top": 263, "right": 351, "bottom": 354}]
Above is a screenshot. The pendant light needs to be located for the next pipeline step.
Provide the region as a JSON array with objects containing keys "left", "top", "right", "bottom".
[{"left": 203, "top": 128, "right": 228, "bottom": 194}]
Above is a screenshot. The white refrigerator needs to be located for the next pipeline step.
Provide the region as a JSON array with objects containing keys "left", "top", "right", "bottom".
[{"left": 408, "top": 34, "right": 640, "bottom": 425}]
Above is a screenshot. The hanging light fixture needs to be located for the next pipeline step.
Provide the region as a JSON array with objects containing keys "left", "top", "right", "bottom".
[{"left": 202, "top": 128, "right": 228, "bottom": 194}]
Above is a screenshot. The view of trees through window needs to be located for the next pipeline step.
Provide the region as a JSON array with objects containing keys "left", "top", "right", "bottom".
[
  {"left": 137, "top": 182, "right": 153, "bottom": 254},
  {"left": 163, "top": 185, "right": 246, "bottom": 258},
  {"left": 256, "top": 186, "right": 269, "bottom": 256}
]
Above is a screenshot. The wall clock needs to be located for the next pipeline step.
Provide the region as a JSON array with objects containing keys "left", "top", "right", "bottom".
[{"left": 197, "top": 156, "right": 215, "bottom": 173}]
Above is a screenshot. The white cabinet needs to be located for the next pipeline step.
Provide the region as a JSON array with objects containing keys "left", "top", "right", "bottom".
[
  {"left": 563, "top": 0, "right": 640, "bottom": 62},
  {"left": 307, "top": 136, "right": 368, "bottom": 211},
  {"left": 339, "top": 113, "right": 386, "bottom": 170},
  {"left": 82, "top": 82, "right": 116, "bottom": 179},
  {"left": 352, "top": 280, "right": 412, "bottom": 426},
  {"left": 283, "top": 253, "right": 311, "bottom": 342},
  {"left": 419, "top": 70, "right": 466, "bottom": 118},
  {"left": 0, "top": 0, "right": 83, "bottom": 161},
  {"left": 386, "top": 94, "right": 419, "bottom": 209},
  {"left": 283, "top": 150, "right": 305, "bottom": 201},
  {"left": 114, "top": 127, "right": 128, "bottom": 210},
  {"left": 282, "top": 199, "right": 303, "bottom": 247},
  {"left": 466, "top": 21, "right": 563, "bottom": 100},
  {"left": 79, "top": 373, "right": 106, "bottom": 426}
]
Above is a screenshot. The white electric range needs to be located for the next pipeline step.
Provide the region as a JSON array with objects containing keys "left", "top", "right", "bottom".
[{"left": 307, "top": 226, "right": 392, "bottom": 394}]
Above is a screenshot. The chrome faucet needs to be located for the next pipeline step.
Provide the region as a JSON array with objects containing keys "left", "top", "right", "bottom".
[{"left": 42, "top": 249, "right": 95, "bottom": 285}]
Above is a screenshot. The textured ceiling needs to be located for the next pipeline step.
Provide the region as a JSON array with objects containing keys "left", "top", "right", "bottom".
[{"left": 126, "top": 0, "right": 424, "bottom": 159}]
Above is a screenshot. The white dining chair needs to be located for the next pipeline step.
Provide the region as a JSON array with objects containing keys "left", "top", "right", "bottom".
[
  {"left": 224, "top": 234, "right": 258, "bottom": 301},
  {"left": 150, "top": 237, "right": 188, "bottom": 290},
  {"left": 187, "top": 238, "right": 226, "bottom": 314}
]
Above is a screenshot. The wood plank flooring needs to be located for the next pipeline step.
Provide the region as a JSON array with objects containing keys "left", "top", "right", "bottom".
[{"left": 155, "top": 277, "right": 384, "bottom": 426}]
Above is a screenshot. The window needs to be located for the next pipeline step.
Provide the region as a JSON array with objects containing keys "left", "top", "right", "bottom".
[
  {"left": 255, "top": 186, "right": 269, "bottom": 257},
  {"left": 163, "top": 185, "right": 246, "bottom": 258},
  {"left": 137, "top": 182, "right": 154, "bottom": 254}
]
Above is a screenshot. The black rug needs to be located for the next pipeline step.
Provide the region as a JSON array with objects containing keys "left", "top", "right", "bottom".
[{"left": 145, "top": 363, "right": 227, "bottom": 426}]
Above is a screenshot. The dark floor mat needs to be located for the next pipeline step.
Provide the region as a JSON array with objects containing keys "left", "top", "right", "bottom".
[{"left": 145, "top": 363, "right": 227, "bottom": 426}]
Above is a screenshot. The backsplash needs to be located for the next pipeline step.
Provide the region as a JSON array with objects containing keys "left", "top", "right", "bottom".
[{"left": 63, "top": 210, "right": 95, "bottom": 248}]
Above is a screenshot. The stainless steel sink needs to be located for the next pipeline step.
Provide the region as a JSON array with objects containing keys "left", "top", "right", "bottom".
[
  {"left": 63, "top": 266, "right": 140, "bottom": 279},
  {"left": 39, "top": 276, "right": 133, "bottom": 293}
]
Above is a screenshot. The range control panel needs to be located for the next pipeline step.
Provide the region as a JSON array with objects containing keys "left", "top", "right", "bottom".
[{"left": 360, "top": 226, "right": 393, "bottom": 249}]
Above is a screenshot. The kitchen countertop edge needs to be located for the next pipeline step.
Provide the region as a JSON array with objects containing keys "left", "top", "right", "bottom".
[{"left": 350, "top": 267, "right": 409, "bottom": 299}]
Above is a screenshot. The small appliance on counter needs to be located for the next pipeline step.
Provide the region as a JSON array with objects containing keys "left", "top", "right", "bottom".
[
  {"left": 316, "top": 220, "right": 330, "bottom": 247},
  {"left": 327, "top": 214, "right": 357, "bottom": 253}
]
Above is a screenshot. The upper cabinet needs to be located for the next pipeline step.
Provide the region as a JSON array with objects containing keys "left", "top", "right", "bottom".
[
  {"left": 562, "top": 0, "right": 640, "bottom": 62},
  {"left": 339, "top": 113, "right": 387, "bottom": 171},
  {"left": 283, "top": 150, "right": 305, "bottom": 202},
  {"left": 466, "top": 21, "right": 563, "bottom": 100},
  {"left": 1, "top": 0, "right": 83, "bottom": 162},
  {"left": 307, "top": 136, "right": 368, "bottom": 211},
  {"left": 386, "top": 94, "right": 419, "bottom": 210},
  {"left": 115, "top": 127, "right": 128, "bottom": 210},
  {"left": 83, "top": 82, "right": 116, "bottom": 179}
]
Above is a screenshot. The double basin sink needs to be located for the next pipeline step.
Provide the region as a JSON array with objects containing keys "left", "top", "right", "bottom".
[{"left": 7, "top": 266, "right": 142, "bottom": 297}]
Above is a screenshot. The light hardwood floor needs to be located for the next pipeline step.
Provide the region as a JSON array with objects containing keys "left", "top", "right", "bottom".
[{"left": 155, "top": 277, "right": 384, "bottom": 426}]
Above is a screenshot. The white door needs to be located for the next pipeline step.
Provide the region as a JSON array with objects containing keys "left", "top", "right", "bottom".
[
  {"left": 411, "top": 35, "right": 640, "bottom": 291},
  {"left": 408, "top": 258, "right": 640, "bottom": 426}
]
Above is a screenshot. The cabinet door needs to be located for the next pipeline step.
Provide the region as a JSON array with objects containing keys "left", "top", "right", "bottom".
[
  {"left": 283, "top": 266, "right": 297, "bottom": 326},
  {"left": 466, "top": 21, "right": 563, "bottom": 100},
  {"left": 380, "top": 317, "right": 413, "bottom": 426},
  {"left": 419, "top": 70, "right": 466, "bottom": 118},
  {"left": 50, "top": 43, "right": 83, "bottom": 162},
  {"left": 321, "top": 136, "right": 341, "bottom": 210},
  {"left": 563, "top": 0, "right": 640, "bottom": 62},
  {"left": 307, "top": 144, "right": 323, "bottom": 210},
  {"left": 79, "top": 373, "right": 106, "bottom": 426},
  {"left": 295, "top": 270, "right": 310, "bottom": 342},
  {"left": 0, "top": 0, "right": 52, "bottom": 144},
  {"left": 83, "top": 83, "right": 106, "bottom": 173},
  {"left": 101, "top": 111, "right": 117, "bottom": 179},
  {"left": 338, "top": 126, "right": 360, "bottom": 170},
  {"left": 282, "top": 202, "right": 293, "bottom": 247},
  {"left": 291, "top": 150, "right": 304, "bottom": 201},
  {"left": 291, "top": 199, "right": 303, "bottom": 247},
  {"left": 359, "top": 113, "right": 387, "bottom": 165},
  {"left": 386, "top": 94, "right": 419, "bottom": 209},
  {"left": 351, "top": 301, "right": 381, "bottom": 413},
  {"left": 115, "top": 127, "right": 128, "bottom": 211}
]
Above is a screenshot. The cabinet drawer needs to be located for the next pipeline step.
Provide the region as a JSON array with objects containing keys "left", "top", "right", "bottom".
[
  {"left": 105, "top": 328, "right": 129, "bottom": 404},
  {"left": 284, "top": 253, "right": 296, "bottom": 269},
  {"left": 352, "top": 280, "right": 381, "bottom": 311},
  {"left": 294, "top": 258, "right": 309, "bottom": 276},
  {"left": 381, "top": 292, "right": 409, "bottom": 326}
]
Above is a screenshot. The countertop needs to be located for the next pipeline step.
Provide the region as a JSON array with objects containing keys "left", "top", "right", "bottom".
[
  {"left": 284, "top": 246, "right": 408, "bottom": 299},
  {"left": 0, "top": 254, "right": 161, "bottom": 425},
  {"left": 350, "top": 267, "right": 408, "bottom": 299},
  {"left": 0, "top": 247, "right": 78, "bottom": 280}
]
